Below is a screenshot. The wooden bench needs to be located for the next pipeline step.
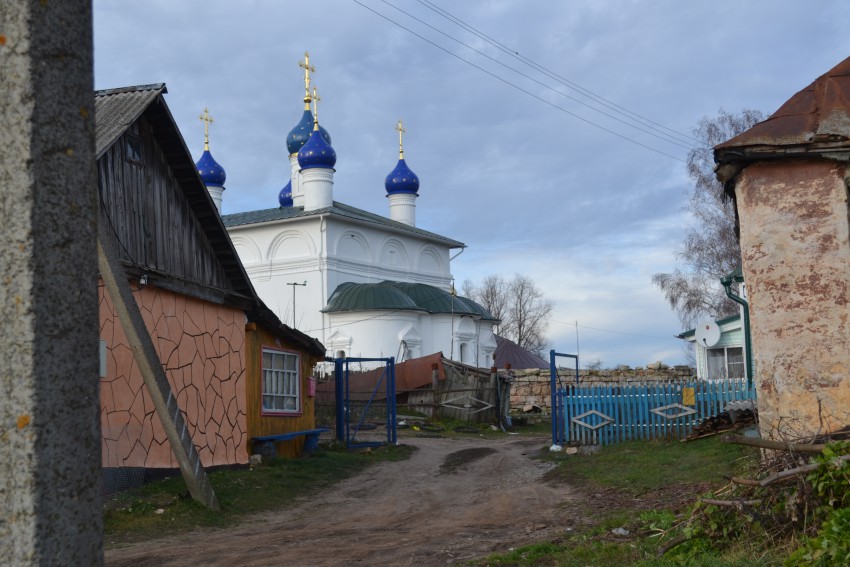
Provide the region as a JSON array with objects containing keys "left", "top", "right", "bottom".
[{"left": 251, "top": 428, "right": 330, "bottom": 458}]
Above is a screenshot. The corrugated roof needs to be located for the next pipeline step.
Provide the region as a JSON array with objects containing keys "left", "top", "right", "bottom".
[
  {"left": 222, "top": 201, "right": 464, "bottom": 249},
  {"left": 493, "top": 335, "right": 548, "bottom": 370},
  {"left": 95, "top": 83, "right": 166, "bottom": 157},
  {"left": 716, "top": 55, "right": 850, "bottom": 154},
  {"left": 322, "top": 280, "right": 497, "bottom": 320}
]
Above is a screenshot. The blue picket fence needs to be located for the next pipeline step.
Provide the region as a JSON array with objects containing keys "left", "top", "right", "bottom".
[{"left": 553, "top": 379, "right": 756, "bottom": 446}]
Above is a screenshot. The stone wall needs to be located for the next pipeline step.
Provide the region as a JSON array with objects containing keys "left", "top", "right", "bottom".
[
  {"left": 99, "top": 282, "right": 248, "bottom": 468},
  {"left": 510, "top": 366, "right": 694, "bottom": 414}
]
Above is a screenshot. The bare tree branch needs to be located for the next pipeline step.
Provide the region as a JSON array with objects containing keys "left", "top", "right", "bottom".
[
  {"left": 465, "top": 273, "right": 553, "bottom": 355},
  {"left": 653, "top": 108, "right": 765, "bottom": 328}
]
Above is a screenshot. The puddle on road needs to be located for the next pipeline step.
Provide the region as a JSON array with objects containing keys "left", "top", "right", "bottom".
[{"left": 439, "top": 447, "right": 498, "bottom": 475}]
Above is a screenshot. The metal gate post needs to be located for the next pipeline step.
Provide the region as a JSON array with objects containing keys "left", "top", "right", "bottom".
[
  {"left": 334, "top": 358, "right": 345, "bottom": 442},
  {"left": 388, "top": 357, "right": 397, "bottom": 445},
  {"left": 550, "top": 350, "right": 558, "bottom": 446},
  {"left": 550, "top": 350, "right": 580, "bottom": 446}
]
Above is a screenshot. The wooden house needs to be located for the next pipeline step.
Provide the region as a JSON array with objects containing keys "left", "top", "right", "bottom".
[{"left": 95, "top": 84, "right": 325, "bottom": 490}]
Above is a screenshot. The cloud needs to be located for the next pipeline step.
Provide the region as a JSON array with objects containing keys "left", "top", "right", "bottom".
[{"left": 93, "top": 0, "right": 850, "bottom": 366}]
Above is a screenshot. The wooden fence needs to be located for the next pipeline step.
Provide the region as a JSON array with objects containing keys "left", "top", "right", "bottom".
[{"left": 555, "top": 379, "right": 756, "bottom": 445}]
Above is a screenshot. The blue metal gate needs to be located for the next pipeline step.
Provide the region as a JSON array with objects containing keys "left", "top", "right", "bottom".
[
  {"left": 550, "top": 350, "right": 579, "bottom": 446},
  {"left": 334, "top": 357, "right": 397, "bottom": 449}
]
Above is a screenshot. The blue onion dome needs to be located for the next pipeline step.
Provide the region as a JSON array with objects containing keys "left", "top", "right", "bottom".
[
  {"left": 286, "top": 109, "right": 332, "bottom": 155},
  {"left": 385, "top": 158, "right": 420, "bottom": 195},
  {"left": 278, "top": 180, "right": 293, "bottom": 207},
  {"left": 297, "top": 125, "right": 337, "bottom": 170},
  {"left": 195, "top": 149, "right": 226, "bottom": 187}
]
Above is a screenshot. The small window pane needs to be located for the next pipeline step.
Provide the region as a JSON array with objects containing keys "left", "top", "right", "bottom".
[
  {"left": 261, "top": 349, "right": 300, "bottom": 413},
  {"left": 707, "top": 349, "right": 727, "bottom": 379},
  {"left": 727, "top": 347, "right": 745, "bottom": 378}
]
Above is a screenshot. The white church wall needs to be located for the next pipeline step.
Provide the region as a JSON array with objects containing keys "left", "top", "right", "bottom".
[
  {"left": 416, "top": 246, "right": 444, "bottom": 275},
  {"left": 268, "top": 228, "right": 316, "bottom": 261},
  {"left": 230, "top": 234, "right": 262, "bottom": 265},
  {"left": 226, "top": 210, "right": 464, "bottom": 360},
  {"left": 333, "top": 229, "right": 373, "bottom": 263},
  {"left": 326, "top": 311, "right": 422, "bottom": 360},
  {"left": 378, "top": 237, "right": 411, "bottom": 271},
  {"left": 324, "top": 218, "right": 453, "bottom": 289}
]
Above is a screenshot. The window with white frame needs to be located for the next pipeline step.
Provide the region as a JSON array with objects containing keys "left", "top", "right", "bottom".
[
  {"left": 706, "top": 346, "right": 745, "bottom": 379},
  {"left": 262, "top": 348, "right": 300, "bottom": 413}
]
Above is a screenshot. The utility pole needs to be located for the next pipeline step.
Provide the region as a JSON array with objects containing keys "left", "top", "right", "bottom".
[{"left": 286, "top": 281, "right": 307, "bottom": 328}]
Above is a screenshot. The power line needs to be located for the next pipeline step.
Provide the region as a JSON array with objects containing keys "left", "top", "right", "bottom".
[
  {"left": 415, "top": 0, "right": 702, "bottom": 147},
  {"left": 378, "top": 0, "right": 697, "bottom": 151},
  {"left": 352, "top": 0, "right": 686, "bottom": 163}
]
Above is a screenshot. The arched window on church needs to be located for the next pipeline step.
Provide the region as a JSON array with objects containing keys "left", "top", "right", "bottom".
[{"left": 459, "top": 343, "right": 468, "bottom": 364}]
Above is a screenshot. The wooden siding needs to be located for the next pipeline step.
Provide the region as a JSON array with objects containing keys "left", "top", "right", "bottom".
[
  {"left": 245, "top": 323, "right": 321, "bottom": 458},
  {"left": 97, "top": 117, "right": 231, "bottom": 290}
]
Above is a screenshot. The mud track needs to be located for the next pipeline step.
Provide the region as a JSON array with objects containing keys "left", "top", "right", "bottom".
[{"left": 106, "top": 434, "right": 579, "bottom": 566}]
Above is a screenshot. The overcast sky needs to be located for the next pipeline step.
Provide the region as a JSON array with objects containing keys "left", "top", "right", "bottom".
[{"left": 93, "top": 0, "right": 850, "bottom": 368}]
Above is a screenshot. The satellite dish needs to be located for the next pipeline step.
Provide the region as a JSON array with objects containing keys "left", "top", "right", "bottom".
[{"left": 695, "top": 320, "right": 721, "bottom": 347}]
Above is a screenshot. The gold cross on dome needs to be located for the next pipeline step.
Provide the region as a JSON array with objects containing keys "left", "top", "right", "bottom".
[
  {"left": 396, "top": 119, "right": 406, "bottom": 159},
  {"left": 312, "top": 86, "right": 321, "bottom": 124},
  {"left": 298, "top": 51, "right": 315, "bottom": 106},
  {"left": 199, "top": 107, "right": 214, "bottom": 149}
]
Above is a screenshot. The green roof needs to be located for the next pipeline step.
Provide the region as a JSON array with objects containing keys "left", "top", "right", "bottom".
[
  {"left": 222, "top": 201, "right": 464, "bottom": 248},
  {"left": 323, "top": 281, "right": 498, "bottom": 321},
  {"left": 678, "top": 313, "right": 741, "bottom": 339}
]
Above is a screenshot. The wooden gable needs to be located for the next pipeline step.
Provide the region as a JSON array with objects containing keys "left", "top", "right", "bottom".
[
  {"left": 97, "top": 116, "right": 231, "bottom": 291},
  {"left": 95, "top": 85, "right": 250, "bottom": 306}
]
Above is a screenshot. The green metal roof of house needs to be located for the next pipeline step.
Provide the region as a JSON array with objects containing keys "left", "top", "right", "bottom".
[
  {"left": 678, "top": 313, "right": 741, "bottom": 339},
  {"left": 323, "top": 281, "right": 498, "bottom": 321},
  {"left": 222, "top": 201, "right": 464, "bottom": 248}
]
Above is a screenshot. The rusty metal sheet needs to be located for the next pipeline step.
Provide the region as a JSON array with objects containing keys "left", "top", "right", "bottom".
[{"left": 716, "top": 55, "right": 850, "bottom": 153}]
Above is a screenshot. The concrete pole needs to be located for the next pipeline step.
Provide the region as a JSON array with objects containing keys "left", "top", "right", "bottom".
[{"left": 0, "top": 1, "right": 102, "bottom": 565}]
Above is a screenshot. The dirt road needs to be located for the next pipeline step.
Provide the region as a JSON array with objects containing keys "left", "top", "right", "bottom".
[{"left": 106, "top": 433, "right": 579, "bottom": 566}]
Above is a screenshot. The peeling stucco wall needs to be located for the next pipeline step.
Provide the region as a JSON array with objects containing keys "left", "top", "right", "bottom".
[
  {"left": 99, "top": 282, "right": 248, "bottom": 468},
  {"left": 736, "top": 159, "right": 850, "bottom": 438}
]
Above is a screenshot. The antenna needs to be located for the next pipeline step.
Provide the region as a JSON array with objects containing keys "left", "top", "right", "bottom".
[{"left": 695, "top": 320, "right": 721, "bottom": 348}]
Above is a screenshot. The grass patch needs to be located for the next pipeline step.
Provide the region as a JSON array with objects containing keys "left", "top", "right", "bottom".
[
  {"left": 104, "top": 443, "right": 414, "bottom": 546},
  {"left": 471, "top": 436, "right": 779, "bottom": 566},
  {"left": 399, "top": 416, "right": 552, "bottom": 439},
  {"left": 545, "top": 436, "right": 755, "bottom": 493}
]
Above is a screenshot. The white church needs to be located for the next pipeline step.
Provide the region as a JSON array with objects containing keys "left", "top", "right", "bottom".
[{"left": 195, "top": 54, "right": 498, "bottom": 367}]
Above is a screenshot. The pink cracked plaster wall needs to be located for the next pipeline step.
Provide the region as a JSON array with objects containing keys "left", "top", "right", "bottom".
[{"left": 98, "top": 281, "right": 248, "bottom": 468}]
